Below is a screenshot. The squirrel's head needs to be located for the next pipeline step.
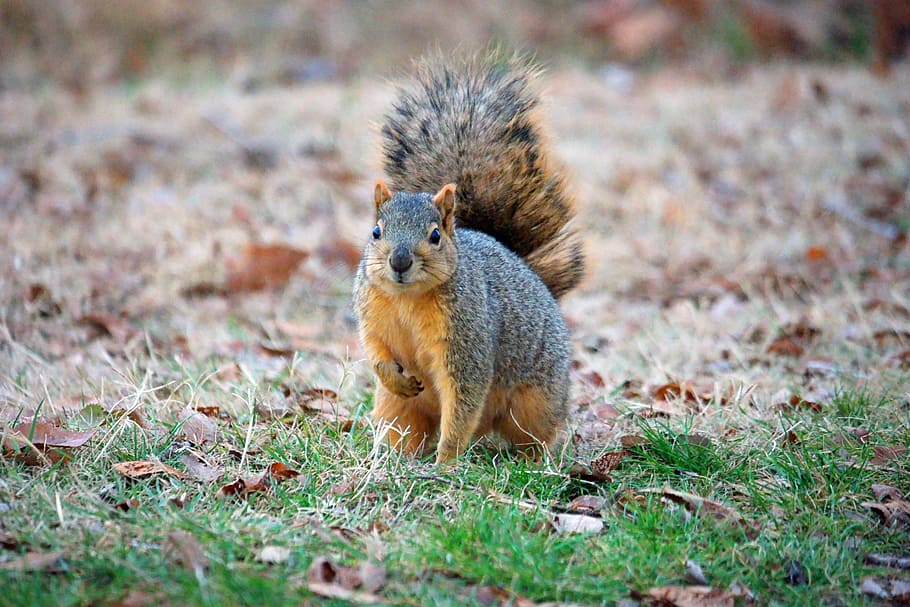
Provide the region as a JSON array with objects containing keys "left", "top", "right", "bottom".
[{"left": 363, "top": 180, "right": 457, "bottom": 294}]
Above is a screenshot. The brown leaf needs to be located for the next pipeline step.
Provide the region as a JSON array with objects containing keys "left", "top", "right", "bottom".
[
  {"left": 317, "top": 237, "right": 362, "bottom": 270},
  {"left": 0, "top": 551, "right": 64, "bottom": 572},
  {"left": 592, "top": 450, "right": 627, "bottom": 477},
  {"left": 873, "top": 484, "right": 904, "bottom": 502},
  {"left": 767, "top": 336, "right": 804, "bottom": 357},
  {"left": 78, "top": 312, "right": 138, "bottom": 343},
  {"left": 566, "top": 495, "right": 607, "bottom": 515},
  {"left": 870, "top": 445, "right": 908, "bottom": 466},
  {"left": 113, "top": 460, "right": 188, "bottom": 480},
  {"left": 192, "top": 405, "right": 221, "bottom": 418},
  {"left": 163, "top": 530, "right": 208, "bottom": 575},
  {"left": 864, "top": 554, "right": 910, "bottom": 570},
  {"left": 109, "top": 590, "right": 158, "bottom": 607},
  {"left": 216, "top": 461, "right": 300, "bottom": 498},
  {"left": 645, "top": 585, "right": 735, "bottom": 607},
  {"left": 643, "top": 488, "right": 745, "bottom": 525},
  {"left": 113, "top": 498, "right": 141, "bottom": 512},
  {"left": 863, "top": 499, "right": 910, "bottom": 529},
  {"left": 175, "top": 409, "right": 218, "bottom": 445},
  {"left": 580, "top": 370, "right": 605, "bottom": 387},
  {"left": 178, "top": 452, "right": 222, "bottom": 483},
  {"left": 860, "top": 576, "right": 910, "bottom": 602},
  {"left": 9, "top": 422, "right": 95, "bottom": 448},
  {"left": 226, "top": 243, "right": 309, "bottom": 292},
  {"left": 306, "top": 557, "right": 386, "bottom": 603},
  {"left": 776, "top": 394, "right": 822, "bottom": 413}
]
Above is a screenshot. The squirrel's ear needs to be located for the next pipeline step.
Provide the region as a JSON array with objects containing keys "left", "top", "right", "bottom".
[
  {"left": 374, "top": 180, "right": 392, "bottom": 215},
  {"left": 432, "top": 183, "right": 456, "bottom": 234}
]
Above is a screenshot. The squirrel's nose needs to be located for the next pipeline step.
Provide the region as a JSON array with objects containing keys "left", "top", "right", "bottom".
[{"left": 389, "top": 247, "right": 413, "bottom": 273}]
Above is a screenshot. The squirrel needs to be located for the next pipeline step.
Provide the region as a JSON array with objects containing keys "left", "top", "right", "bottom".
[{"left": 352, "top": 53, "right": 584, "bottom": 464}]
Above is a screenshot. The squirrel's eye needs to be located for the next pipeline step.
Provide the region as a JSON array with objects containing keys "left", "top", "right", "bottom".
[
  {"left": 429, "top": 227, "right": 441, "bottom": 245},
  {"left": 372, "top": 225, "right": 381, "bottom": 240}
]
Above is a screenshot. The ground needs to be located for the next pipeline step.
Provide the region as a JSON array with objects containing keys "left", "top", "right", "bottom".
[{"left": 1, "top": 59, "right": 909, "bottom": 606}]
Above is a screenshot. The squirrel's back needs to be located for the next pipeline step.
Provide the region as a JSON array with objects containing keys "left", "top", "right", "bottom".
[{"left": 380, "top": 53, "right": 584, "bottom": 298}]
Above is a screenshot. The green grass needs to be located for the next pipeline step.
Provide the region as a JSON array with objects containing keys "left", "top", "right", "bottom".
[{"left": 1, "top": 383, "right": 908, "bottom": 606}]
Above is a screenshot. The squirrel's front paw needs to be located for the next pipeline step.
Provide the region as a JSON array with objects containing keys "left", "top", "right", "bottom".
[{"left": 375, "top": 360, "right": 424, "bottom": 399}]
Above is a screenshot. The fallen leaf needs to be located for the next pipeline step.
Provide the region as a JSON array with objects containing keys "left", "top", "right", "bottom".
[
  {"left": 175, "top": 408, "right": 218, "bottom": 445},
  {"left": 256, "top": 545, "right": 291, "bottom": 564},
  {"left": 864, "top": 553, "right": 910, "bottom": 570},
  {"left": 113, "top": 460, "right": 188, "bottom": 480},
  {"left": 9, "top": 422, "right": 95, "bottom": 448},
  {"left": 307, "top": 557, "right": 386, "bottom": 603},
  {"left": 592, "top": 450, "right": 627, "bottom": 477},
  {"left": 870, "top": 445, "right": 908, "bottom": 466},
  {"left": 78, "top": 312, "right": 138, "bottom": 343},
  {"left": 566, "top": 495, "right": 606, "bottom": 515},
  {"left": 178, "top": 452, "right": 222, "bottom": 483},
  {"left": 686, "top": 560, "right": 709, "bottom": 585},
  {"left": 767, "top": 336, "right": 804, "bottom": 357},
  {"left": 109, "top": 590, "right": 158, "bottom": 607},
  {"left": 226, "top": 242, "right": 309, "bottom": 292},
  {"left": 642, "top": 488, "right": 745, "bottom": 526},
  {"left": 317, "top": 237, "right": 362, "bottom": 270},
  {"left": 643, "top": 584, "right": 735, "bottom": 607},
  {"left": 776, "top": 394, "right": 822, "bottom": 413},
  {"left": 192, "top": 405, "right": 221, "bottom": 418},
  {"left": 551, "top": 513, "right": 604, "bottom": 534},
  {"left": 0, "top": 551, "right": 64, "bottom": 572},
  {"left": 163, "top": 530, "right": 208, "bottom": 576},
  {"left": 863, "top": 498, "right": 910, "bottom": 529},
  {"left": 113, "top": 498, "right": 141, "bottom": 512},
  {"left": 216, "top": 461, "right": 300, "bottom": 498},
  {"left": 860, "top": 576, "right": 910, "bottom": 602},
  {"left": 873, "top": 484, "right": 903, "bottom": 502}
]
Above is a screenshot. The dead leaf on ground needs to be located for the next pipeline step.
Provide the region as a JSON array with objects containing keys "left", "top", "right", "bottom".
[
  {"left": 2, "top": 422, "right": 95, "bottom": 465},
  {"left": 0, "top": 550, "right": 64, "bottom": 572},
  {"left": 8, "top": 422, "right": 95, "bottom": 448},
  {"left": 225, "top": 242, "right": 309, "bottom": 292},
  {"left": 775, "top": 394, "right": 822, "bottom": 413},
  {"left": 175, "top": 408, "right": 218, "bottom": 445},
  {"left": 473, "top": 584, "right": 541, "bottom": 606},
  {"left": 767, "top": 336, "right": 805, "bottom": 357},
  {"left": 888, "top": 349, "right": 910, "bottom": 367},
  {"left": 256, "top": 545, "right": 291, "bottom": 564},
  {"left": 863, "top": 498, "right": 910, "bottom": 529},
  {"left": 641, "top": 488, "right": 746, "bottom": 526},
  {"left": 178, "top": 452, "right": 222, "bottom": 483},
  {"left": 869, "top": 445, "right": 908, "bottom": 465},
  {"left": 864, "top": 553, "right": 910, "bottom": 570},
  {"left": 78, "top": 312, "right": 139, "bottom": 343},
  {"left": 113, "top": 460, "right": 188, "bottom": 480},
  {"left": 216, "top": 461, "right": 301, "bottom": 498},
  {"left": 860, "top": 576, "right": 910, "bottom": 602},
  {"left": 163, "top": 530, "right": 208, "bottom": 576},
  {"left": 317, "top": 237, "right": 362, "bottom": 270},
  {"left": 565, "top": 495, "right": 607, "bottom": 515},
  {"left": 592, "top": 450, "right": 627, "bottom": 478},
  {"left": 307, "top": 556, "right": 386, "bottom": 604},
  {"left": 685, "top": 560, "right": 709, "bottom": 585},
  {"left": 640, "top": 584, "right": 736, "bottom": 607},
  {"left": 551, "top": 512, "right": 604, "bottom": 534},
  {"left": 109, "top": 590, "right": 159, "bottom": 607}
]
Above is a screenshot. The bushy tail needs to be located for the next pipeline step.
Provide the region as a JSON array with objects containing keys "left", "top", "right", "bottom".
[{"left": 380, "top": 53, "right": 584, "bottom": 298}]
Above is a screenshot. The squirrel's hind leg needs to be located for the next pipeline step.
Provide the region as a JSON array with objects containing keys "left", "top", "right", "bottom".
[
  {"left": 493, "top": 385, "right": 563, "bottom": 458},
  {"left": 372, "top": 386, "right": 436, "bottom": 456}
]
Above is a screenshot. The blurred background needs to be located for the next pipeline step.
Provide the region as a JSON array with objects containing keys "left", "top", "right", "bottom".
[{"left": 1, "top": 0, "right": 908, "bottom": 90}]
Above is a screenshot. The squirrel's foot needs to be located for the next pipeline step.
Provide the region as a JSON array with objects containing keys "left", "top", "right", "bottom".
[{"left": 374, "top": 360, "right": 424, "bottom": 399}]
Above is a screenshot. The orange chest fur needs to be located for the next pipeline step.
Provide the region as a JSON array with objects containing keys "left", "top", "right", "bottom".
[{"left": 361, "top": 286, "right": 449, "bottom": 376}]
